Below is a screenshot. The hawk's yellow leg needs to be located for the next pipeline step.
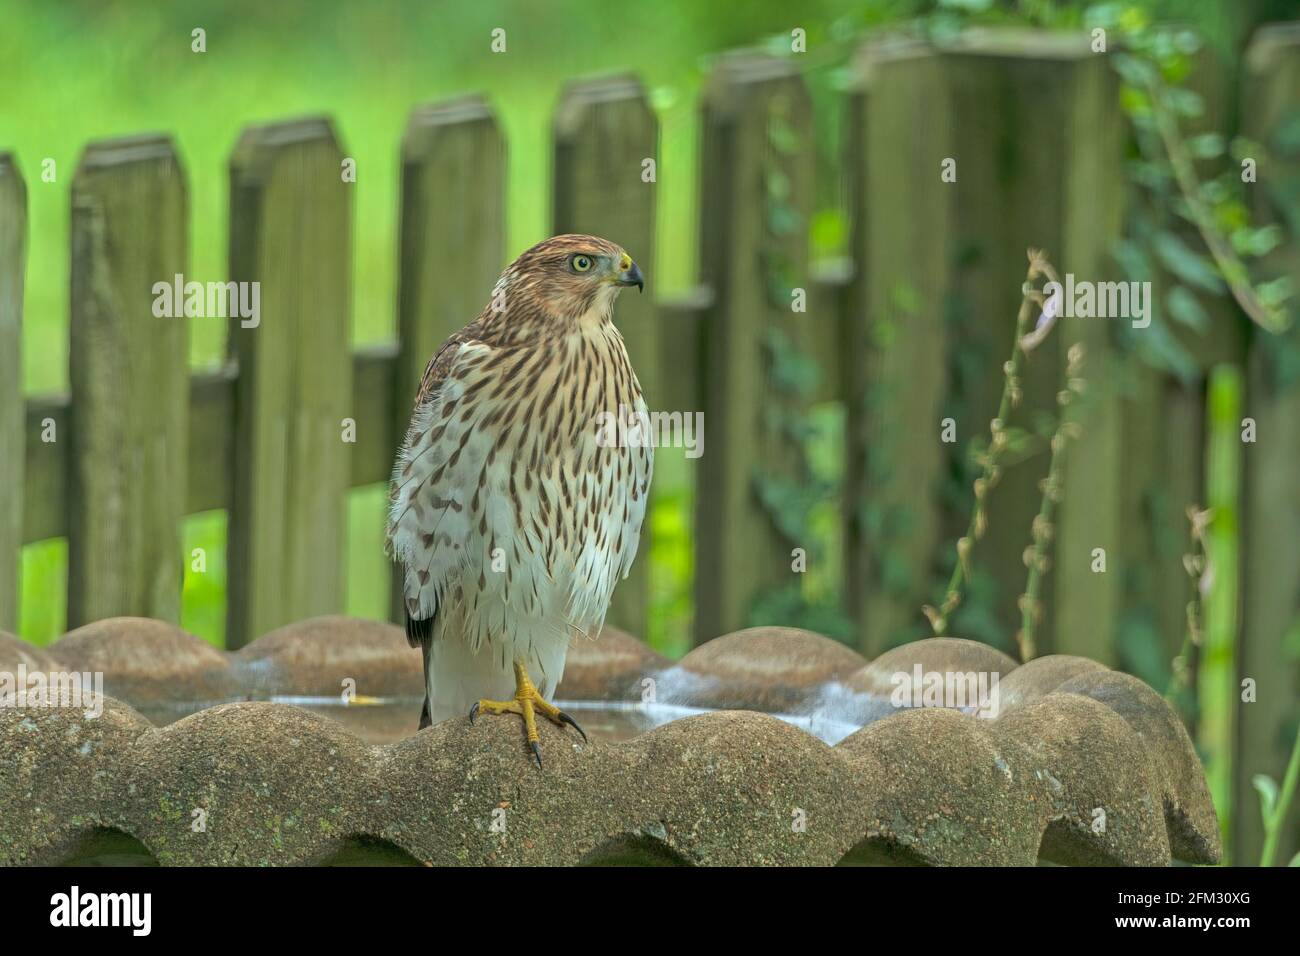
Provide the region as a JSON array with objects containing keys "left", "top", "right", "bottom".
[{"left": 469, "top": 661, "right": 587, "bottom": 768}]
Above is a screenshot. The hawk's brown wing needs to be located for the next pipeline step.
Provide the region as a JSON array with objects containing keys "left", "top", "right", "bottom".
[
  {"left": 390, "top": 324, "right": 485, "bottom": 657},
  {"left": 413, "top": 326, "right": 480, "bottom": 408}
]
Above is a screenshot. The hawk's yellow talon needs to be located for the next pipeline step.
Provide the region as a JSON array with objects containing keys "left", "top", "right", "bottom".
[
  {"left": 468, "top": 660, "right": 586, "bottom": 768},
  {"left": 469, "top": 699, "right": 523, "bottom": 719}
]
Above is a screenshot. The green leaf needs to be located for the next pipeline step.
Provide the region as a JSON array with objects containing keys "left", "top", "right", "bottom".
[
  {"left": 1113, "top": 237, "right": 1153, "bottom": 278},
  {"left": 1165, "top": 88, "right": 1204, "bottom": 119},
  {"left": 1253, "top": 773, "right": 1279, "bottom": 823},
  {"left": 1213, "top": 196, "right": 1250, "bottom": 234},
  {"left": 1086, "top": 3, "right": 1123, "bottom": 30},
  {"left": 1127, "top": 158, "right": 1171, "bottom": 190},
  {"left": 999, "top": 426, "right": 1027, "bottom": 452},
  {"left": 926, "top": 12, "right": 965, "bottom": 45},
  {"left": 1173, "top": 29, "right": 1201, "bottom": 55},
  {"left": 1230, "top": 136, "right": 1264, "bottom": 162},
  {"left": 1187, "top": 133, "right": 1225, "bottom": 159},
  {"left": 1113, "top": 53, "right": 1158, "bottom": 88},
  {"left": 1167, "top": 285, "right": 1209, "bottom": 331},
  {"left": 1230, "top": 224, "right": 1283, "bottom": 258},
  {"left": 1117, "top": 5, "right": 1151, "bottom": 34},
  {"left": 1152, "top": 231, "right": 1225, "bottom": 294},
  {"left": 1119, "top": 85, "right": 1151, "bottom": 118},
  {"left": 1130, "top": 312, "right": 1199, "bottom": 385},
  {"left": 1198, "top": 178, "right": 1228, "bottom": 205}
]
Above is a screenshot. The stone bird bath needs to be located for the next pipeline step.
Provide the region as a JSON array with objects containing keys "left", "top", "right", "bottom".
[{"left": 0, "top": 617, "right": 1220, "bottom": 866}]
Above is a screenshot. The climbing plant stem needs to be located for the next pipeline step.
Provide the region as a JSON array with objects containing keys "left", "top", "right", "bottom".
[{"left": 927, "top": 249, "right": 1058, "bottom": 637}]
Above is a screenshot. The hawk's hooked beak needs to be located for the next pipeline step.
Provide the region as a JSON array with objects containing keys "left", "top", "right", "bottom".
[{"left": 615, "top": 255, "right": 645, "bottom": 293}]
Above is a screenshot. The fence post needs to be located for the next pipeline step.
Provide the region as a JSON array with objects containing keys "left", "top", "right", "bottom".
[
  {"left": 1238, "top": 21, "right": 1300, "bottom": 867},
  {"left": 844, "top": 40, "right": 954, "bottom": 657},
  {"left": 67, "top": 136, "right": 188, "bottom": 628},
  {"left": 227, "top": 118, "right": 352, "bottom": 648},
  {"left": 389, "top": 96, "right": 505, "bottom": 622},
  {"left": 553, "top": 74, "right": 659, "bottom": 640},
  {"left": 0, "top": 155, "right": 24, "bottom": 632},
  {"left": 694, "top": 53, "right": 813, "bottom": 645},
  {"left": 938, "top": 33, "right": 1125, "bottom": 661},
  {"left": 1036, "top": 39, "right": 1127, "bottom": 662}
]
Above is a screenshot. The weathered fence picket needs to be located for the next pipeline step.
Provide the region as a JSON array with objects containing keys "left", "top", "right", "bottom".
[
  {"left": 553, "top": 74, "right": 660, "bottom": 637},
  {"left": 844, "top": 39, "right": 954, "bottom": 658},
  {"left": 0, "top": 155, "right": 23, "bottom": 633},
  {"left": 227, "top": 118, "right": 352, "bottom": 648},
  {"left": 68, "top": 137, "right": 189, "bottom": 628},
  {"left": 1022, "top": 40, "right": 1126, "bottom": 662},
  {"left": 943, "top": 33, "right": 1125, "bottom": 661},
  {"left": 694, "top": 53, "right": 814, "bottom": 645},
  {"left": 1238, "top": 20, "right": 1300, "bottom": 867},
  {"left": 844, "top": 34, "right": 1125, "bottom": 660}
]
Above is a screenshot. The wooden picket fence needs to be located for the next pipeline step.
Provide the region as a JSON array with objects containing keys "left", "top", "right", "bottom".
[{"left": 0, "top": 26, "right": 1297, "bottom": 861}]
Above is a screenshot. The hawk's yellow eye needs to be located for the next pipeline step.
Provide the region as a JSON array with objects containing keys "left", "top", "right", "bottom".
[{"left": 570, "top": 254, "right": 594, "bottom": 273}]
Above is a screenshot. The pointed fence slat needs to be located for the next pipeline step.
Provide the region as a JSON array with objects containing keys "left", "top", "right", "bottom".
[
  {"left": 0, "top": 155, "right": 25, "bottom": 631},
  {"left": 1238, "top": 21, "right": 1300, "bottom": 867},
  {"left": 694, "top": 54, "right": 814, "bottom": 645},
  {"left": 389, "top": 96, "right": 505, "bottom": 621},
  {"left": 396, "top": 97, "right": 505, "bottom": 416},
  {"left": 1033, "top": 42, "right": 1126, "bottom": 661},
  {"left": 227, "top": 118, "right": 352, "bottom": 648},
  {"left": 845, "top": 35, "right": 1125, "bottom": 659},
  {"left": 844, "top": 40, "right": 955, "bottom": 657},
  {"left": 67, "top": 137, "right": 188, "bottom": 627},
  {"left": 937, "top": 34, "right": 1124, "bottom": 661},
  {"left": 553, "top": 74, "right": 659, "bottom": 639}
]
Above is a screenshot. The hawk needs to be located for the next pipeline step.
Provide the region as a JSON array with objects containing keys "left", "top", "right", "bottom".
[{"left": 386, "top": 234, "right": 652, "bottom": 766}]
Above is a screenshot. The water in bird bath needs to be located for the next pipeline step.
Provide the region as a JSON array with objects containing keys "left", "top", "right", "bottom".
[
  {"left": 131, "top": 691, "right": 885, "bottom": 745},
  {"left": 128, "top": 667, "right": 922, "bottom": 746},
  {"left": 290, "top": 695, "right": 872, "bottom": 745}
]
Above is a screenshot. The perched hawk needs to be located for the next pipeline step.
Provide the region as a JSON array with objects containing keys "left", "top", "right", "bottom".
[{"left": 386, "top": 234, "right": 652, "bottom": 766}]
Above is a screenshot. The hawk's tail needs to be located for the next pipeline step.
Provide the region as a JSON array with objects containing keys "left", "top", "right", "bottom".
[
  {"left": 407, "top": 611, "right": 434, "bottom": 731},
  {"left": 405, "top": 612, "right": 433, "bottom": 648}
]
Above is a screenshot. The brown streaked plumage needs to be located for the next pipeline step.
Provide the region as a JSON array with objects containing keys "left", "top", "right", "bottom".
[{"left": 386, "top": 234, "right": 652, "bottom": 764}]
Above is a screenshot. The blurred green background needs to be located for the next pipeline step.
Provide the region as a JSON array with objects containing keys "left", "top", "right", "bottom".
[{"left": 3, "top": 0, "right": 911, "bottom": 650}]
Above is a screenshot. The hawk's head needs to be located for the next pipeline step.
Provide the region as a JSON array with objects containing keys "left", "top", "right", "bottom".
[{"left": 489, "top": 234, "right": 644, "bottom": 333}]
